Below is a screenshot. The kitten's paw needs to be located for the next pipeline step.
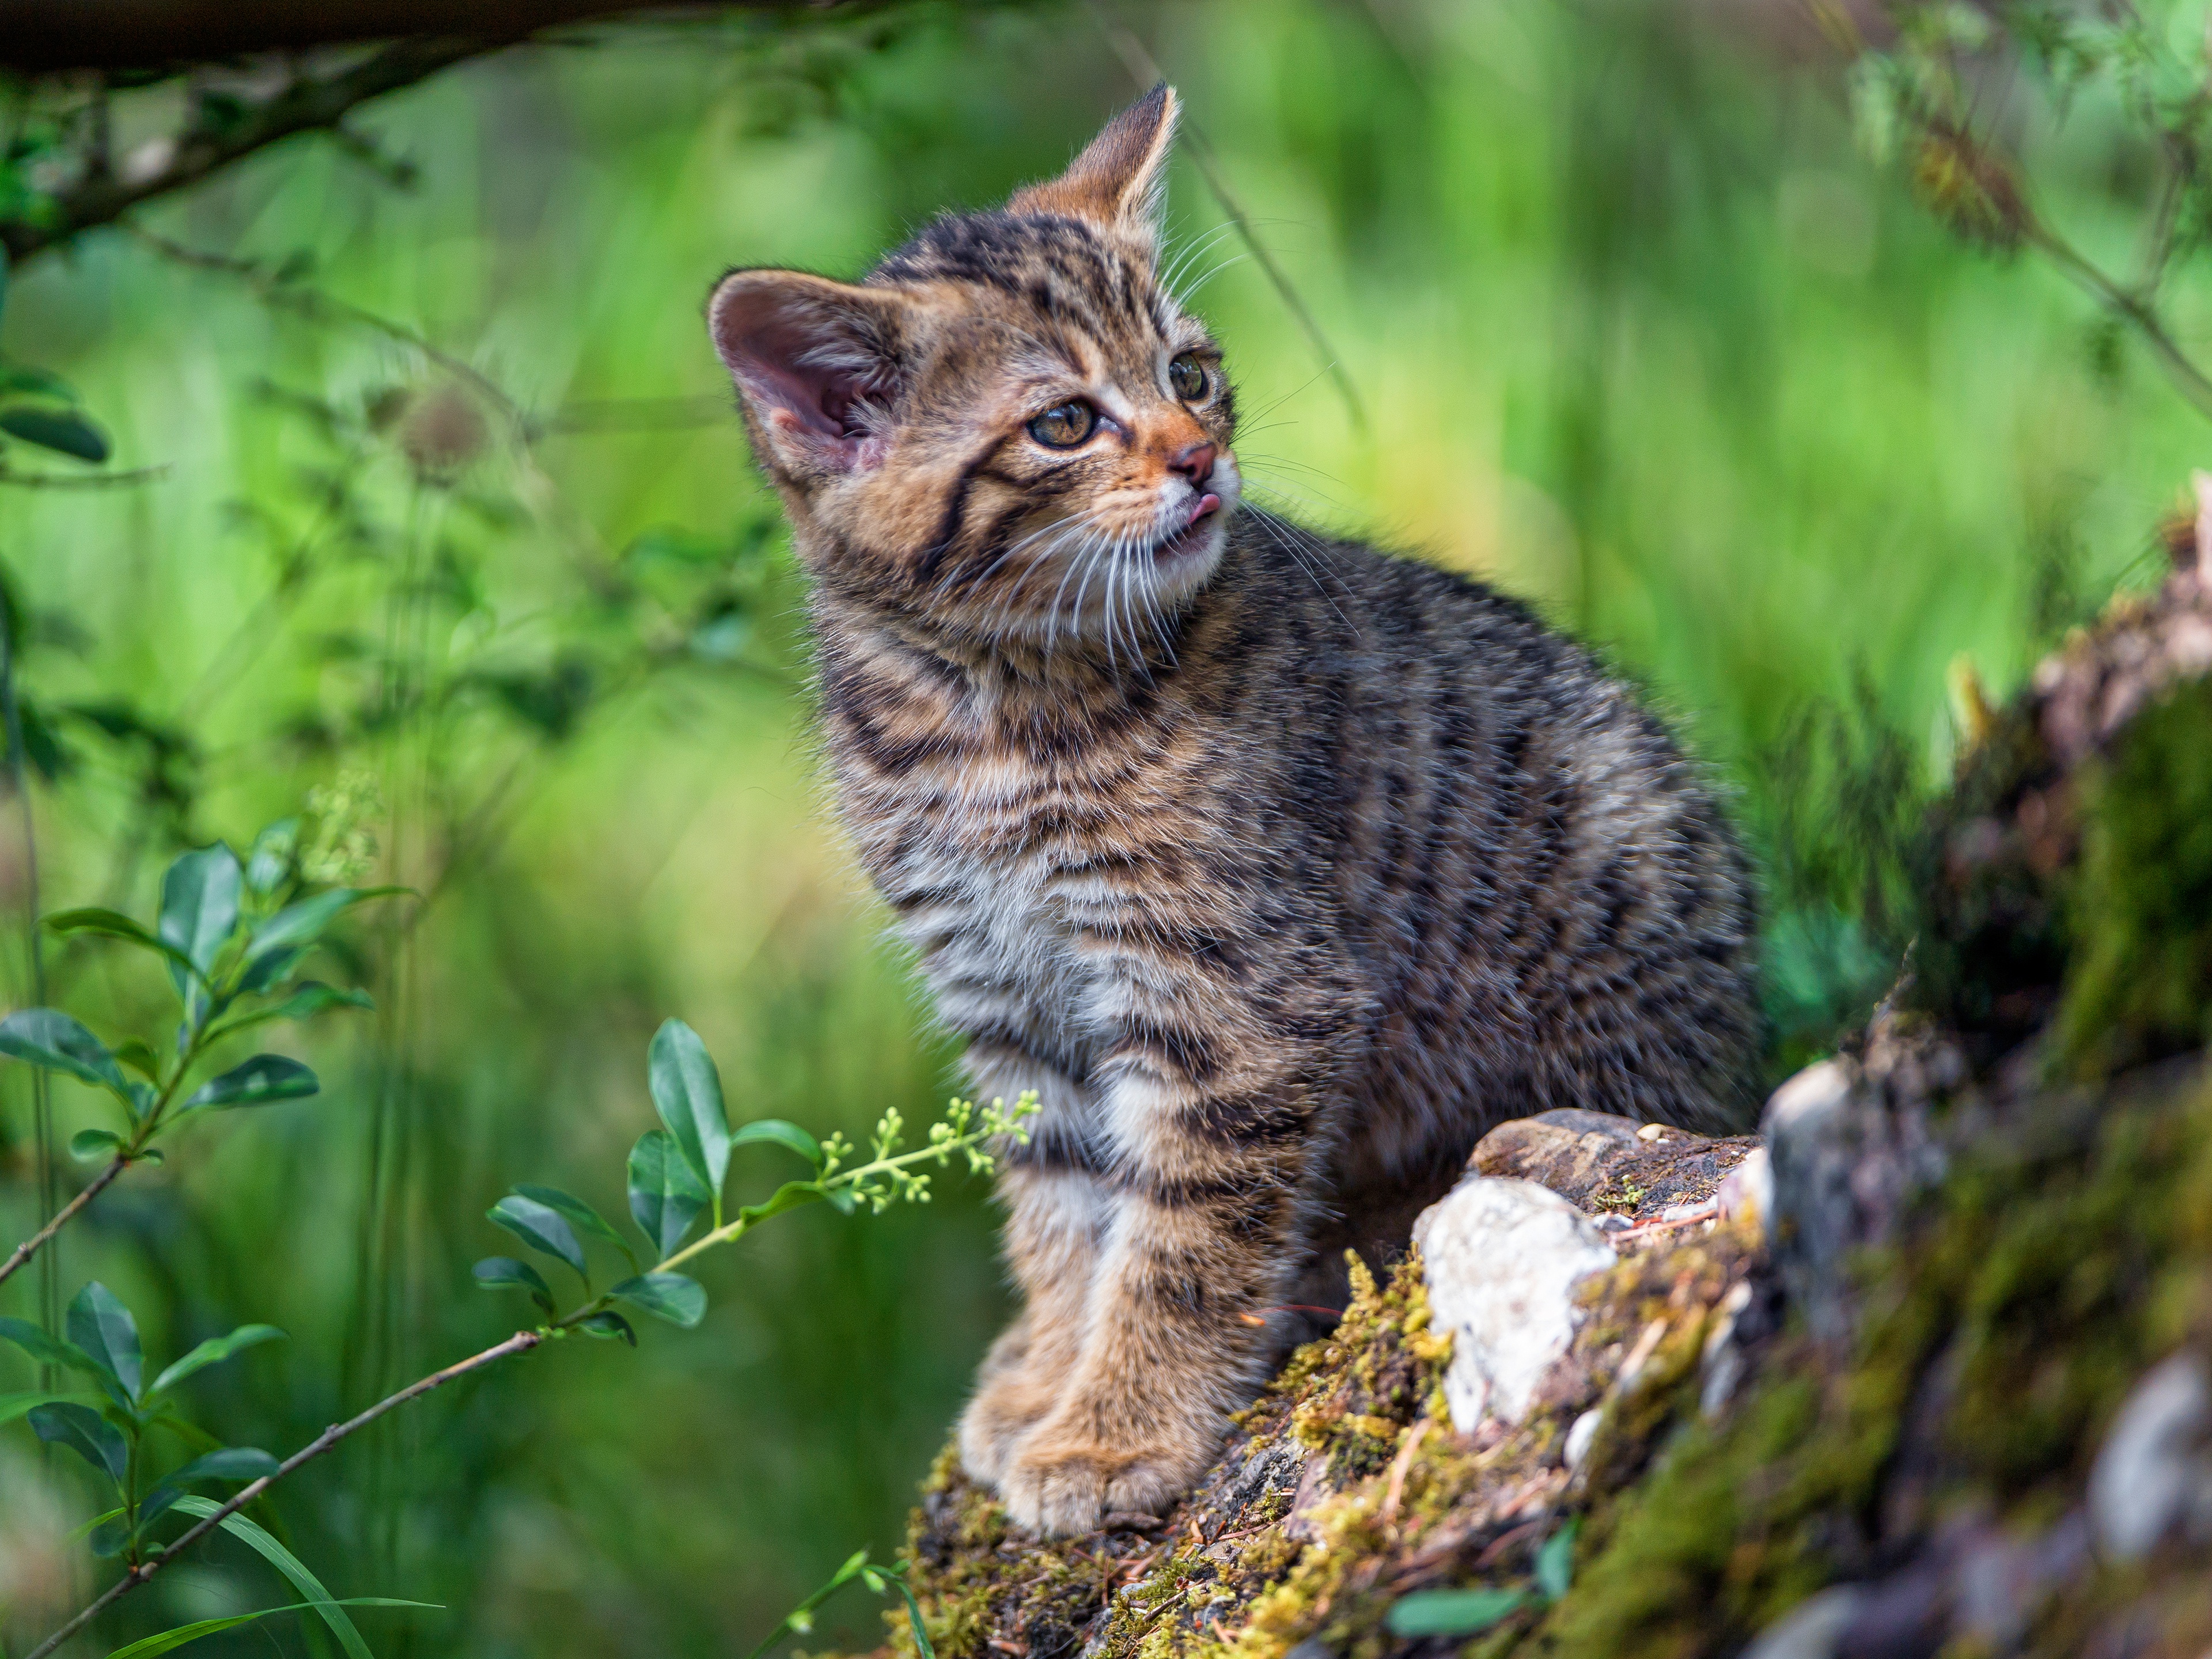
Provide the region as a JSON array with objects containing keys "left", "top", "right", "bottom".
[
  {"left": 958, "top": 1383, "right": 1052, "bottom": 1487},
  {"left": 957, "top": 1321, "right": 1058, "bottom": 1486},
  {"left": 998, "top": 1432, "right": 1207, "bottom": 1537}
]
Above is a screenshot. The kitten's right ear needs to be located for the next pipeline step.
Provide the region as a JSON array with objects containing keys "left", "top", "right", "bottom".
[{"left": 707, "top": 268, "right": 911, "bottom": 480}]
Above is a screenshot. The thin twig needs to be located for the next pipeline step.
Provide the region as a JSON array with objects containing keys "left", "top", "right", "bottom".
[
  {"left": 0, "top": 464, "right": 171, "bottom": 490},
  {"left": 0, "top": 1156, "right": 128, "bottom": 1292},
  {"left": 2027, "top": 221, "right": 2212, "bottom": 422},
  {"left": 126, "top": 225, "right": 527, "bottom": 432},
  {"left": 22, "top": 1326, "right": 544, "bottom": 1659},
  {"left": 1092, "top": 15, "right": 1369, "bottom": 434}
]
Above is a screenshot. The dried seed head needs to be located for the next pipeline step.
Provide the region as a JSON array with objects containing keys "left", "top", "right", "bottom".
[
  {"left": 393, "top": 382, "right": 489, "bottom": 480},
  {"left": 1912, "top": 127, "right": 2029, "bottom": 253}
]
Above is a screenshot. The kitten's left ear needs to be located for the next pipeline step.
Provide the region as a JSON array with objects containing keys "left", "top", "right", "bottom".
[
  {"left": 707, "top": 268, "right": 913, "bottom": 483},
  {"left": 1008, "top": 83, "right": 1179, "bottom": 253}
]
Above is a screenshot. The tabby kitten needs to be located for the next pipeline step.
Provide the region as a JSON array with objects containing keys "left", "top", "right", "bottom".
[{"left": 706, "top": 86, "right": 1759, "bottom": 1536}]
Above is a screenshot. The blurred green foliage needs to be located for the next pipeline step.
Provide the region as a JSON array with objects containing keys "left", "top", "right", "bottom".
[{"left": 3, "top": 0, "right": 2211, "bottom": 1653}]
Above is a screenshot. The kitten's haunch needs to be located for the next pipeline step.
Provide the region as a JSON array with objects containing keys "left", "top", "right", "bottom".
[{"left": 706, "top": 84, "right": 1759, "bottom": 1536}]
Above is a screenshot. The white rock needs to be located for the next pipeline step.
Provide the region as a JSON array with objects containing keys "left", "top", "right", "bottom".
[
  {"left": 1717, "top": 1146, "right": 1772, "bottom": 1232},
  {"left": 1563, "top": 1408, "right": 1602, "bottom": 1472},
  {"left": 1412, "top": 1176, "right": 1618, "bottom": 1432},
  {"left": 1738, "top": 1586, "right": 1863, "bottom": 1659},
  {"left": 2089, "top": 1351, "right": 2212, "bottom": 1562}
]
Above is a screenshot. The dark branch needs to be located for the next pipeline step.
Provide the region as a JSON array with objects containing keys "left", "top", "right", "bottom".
[
  {"left": 2, "top": 36, "right": 502, "bottom": 264},
  {"left": 0, "top": 1, "right": 695, "bottom": 72}
]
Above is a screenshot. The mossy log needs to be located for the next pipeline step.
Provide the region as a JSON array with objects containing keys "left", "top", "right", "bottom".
[{"left": 876, "top": 531, "right": 2212, "bottom": 1659}]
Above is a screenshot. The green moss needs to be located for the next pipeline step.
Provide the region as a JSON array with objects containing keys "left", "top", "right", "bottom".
[
  {"left": 2055, "top": 677, "right": 2212, "bottom": 1075},
  {"left": 889, "top": 1445, "right": 1122, "bottom": 1659},
  {"left": 1528, "top": 1067, "right": 2212, "bottom": 1657}
]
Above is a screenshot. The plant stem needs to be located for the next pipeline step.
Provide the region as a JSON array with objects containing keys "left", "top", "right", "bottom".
[
  {"left": 0, "top": 978, "right": 226, "bottom": 1293},
  {"left": 2026, "top": 222, "right": 2212, "bottom": 422},
  {"left": 23, "top": 1325, "right": 544, "bottom": 1659},
  {"left": 0, "top": 1155, "right": 128, "bottom": 1291},
  {"left": 0, "top": 569, "right": 57, "bottom": 1360}
]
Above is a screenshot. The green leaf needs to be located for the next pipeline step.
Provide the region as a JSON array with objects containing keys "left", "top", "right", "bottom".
[
  {"left": 147, "top": 1324, "right": 285, "bottom": 1397},
  {"left": 487, "top": 1195, "right": 586, "bottom": 1282},
  {"left": 472, "top": 1257, "right": 555, "bottom": 1317},
  {"left": 67, "top": 1282, "right": 143, "bottom": 1400},
  {"left": 115, "top": 1038, "right": 163, "bottom": 1081},
  {"left": 28, "top": 1400, "right": 127, "bottom": 1483},
  {"left": 575, "top": 1311, "right": 636, "bottom": 1344},
  {"left": 888, "top": 1570, "right": 937, "bottom": 1659},
  {"left": 203, "top": 981, "right": 372, "bottom": 1045},
  {"left": 182, "top": 1054, "right": 318, "bottom": 1111},
  {"left": 160, "top": 1445, "right": 281, "bottom": 1486},
  {"left": 101, "top": 1599, "right": 439, "bottom": 1659},
  {"left": 649, "top": 1018, "right": 730, "bottom": 1197},
  {"left": 166, "top": 1497, "right": 377, "bottom": 1659},
  {"left": 1534, "top": 1518, "right": 1578, "bottom": 1601},
  {"left": 158, "top": 846, "right": 243, "bottom": 1013},
  {"left": 135, "top": 1445, "right": 281, "bottom": 1532},
  {"left": 243, "top": 885, "right": 406, "bottom": 975},
  {"left": 609, "top": 1272, "right": 706, "bottom": 1328},
  {"left": 1385, "top": 1587, "right": 1528, "bottom": 1638},
  {"left": 71, "top": 1127, "right": 123, "bottom": 1160},
  {"left": 237, "top": 945, "right": 307, "bottom": 996},
  {"left": 0, "top": 1317, "right": 105, "bottom": 1380},
  {"left": 0, "top": 1389, "right": 70, "bottom": 1428},
  {"left": 43, "top": 907, "right": 207, "bottom": 980},
  {"left": 730, "top": 1117, "right": 824, "bottom": 1171},
  {"left": 627, "top": 1129, "right": 709, "bottom": 1259},
  {"left": 244, "top": 817, "right": 300, "bottom": 896},
  {"left": 0, "top": 364, "right": 76, "bottom": 402},
  {"left": 0, "top": 404, "right": 110, "bottom": 463},
  {"left": 515, "top": 1184, "right": 639, "bottom": 1274},
  {"left": 737, "top": 1180, "right": 827, "bottom": 1228},
  {"left": 0, "top": 1007, "right": 130, "bottom": 1100}
]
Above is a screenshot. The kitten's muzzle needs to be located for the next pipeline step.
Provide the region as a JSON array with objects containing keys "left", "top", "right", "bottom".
[{"left": 1169, "top": 439, "right": 1218, "bottom": 488}]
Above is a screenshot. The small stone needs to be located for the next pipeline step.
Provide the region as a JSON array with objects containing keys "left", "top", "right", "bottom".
[
  {"left": 1700, "top": 1281, "right": 1756, "bottom": 1420},
  {"left": 1563, "top": 1408, "right": 1602, "bottom": 1472},
  {"left": 1763, "top": 1058, "right": 1937, "bottom": 1342},
  {"left": 1717, "top": 1146, "right": 1772, "bottom": 1232},
  {"left": 1636, "top": 1122, "right": 1666, "bottom": 1141},
  {"left": 1738, "top": 1586, "right": 1864, "bottom": 1659},
  {"left": 1413, "top": 1178, "right": 1618, "bottom": 1431},
  {"left": 2089, "top": 1350, "right": 2212, "bottom": 1562}
]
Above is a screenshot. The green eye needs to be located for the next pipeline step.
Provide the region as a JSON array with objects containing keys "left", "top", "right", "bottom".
[
  {"left": 1027, "top": 402, "right": 1096, "bottom": 448},
  {"left": 1168, "top": 354, "right": 1209, "bottom": 402}
]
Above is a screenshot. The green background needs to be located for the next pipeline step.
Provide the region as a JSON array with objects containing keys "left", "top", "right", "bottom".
[{"left": 1, "top": 1, "right": 2203, "bottom": 1653}]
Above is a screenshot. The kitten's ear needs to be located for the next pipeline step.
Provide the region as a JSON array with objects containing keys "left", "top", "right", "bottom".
[
  {"left": 1007, "top": 84, "right": 1179, "bottom": 252},
  {"left": 707, "top": 268, "right": 912, "bottom": 480}
]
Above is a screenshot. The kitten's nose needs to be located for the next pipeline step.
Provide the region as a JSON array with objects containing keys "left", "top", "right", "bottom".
[{"left": 1168, "top": 440, "right": 1216, "bottom": 488}]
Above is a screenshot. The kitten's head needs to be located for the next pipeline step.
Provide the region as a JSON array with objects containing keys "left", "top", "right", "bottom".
[{"left": 707, "top": 85, "right": 1238, "bottom": 654}]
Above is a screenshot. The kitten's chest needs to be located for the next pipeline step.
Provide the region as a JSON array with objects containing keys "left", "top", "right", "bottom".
[
  {"left": 851, "top": 760, "right": 1120, "bottom": 1060},
  {"left": 819, "top": 628, "right": 1228, "bottom": 1052}
]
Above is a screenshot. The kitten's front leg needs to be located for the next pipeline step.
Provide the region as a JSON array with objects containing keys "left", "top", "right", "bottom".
[
  {"left": 998, "top": 1044, "right": 1332, "bottom": 1536},
  {"left": 957, "top": 1162, "right": 1109, "bottom": 1483}
]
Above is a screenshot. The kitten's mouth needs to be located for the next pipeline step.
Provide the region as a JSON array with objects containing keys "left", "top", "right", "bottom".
[{"left": 1154, "top": 493, "right": 1224, "bottom": 560}]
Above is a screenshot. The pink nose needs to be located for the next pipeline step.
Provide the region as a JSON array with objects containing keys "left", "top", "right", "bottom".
[{"left": 1169, "top": 441, "right": 1216, "bottom": 487}]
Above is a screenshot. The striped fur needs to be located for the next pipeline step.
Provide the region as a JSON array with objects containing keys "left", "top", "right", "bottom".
[{"left": 707, "top": 86, "right": 1760, "bottom": 1536}]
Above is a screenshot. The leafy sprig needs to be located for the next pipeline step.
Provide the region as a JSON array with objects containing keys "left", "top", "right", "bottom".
[
  {"left": 0, "top": 820, "right": 397, "bottom": 1291},
  {"left": 472, "top": 1016, "right": 1036, "bottom": 1340},
  {"left": 8, "top": 1019, "right": 1028, "bottom": 1659}
]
